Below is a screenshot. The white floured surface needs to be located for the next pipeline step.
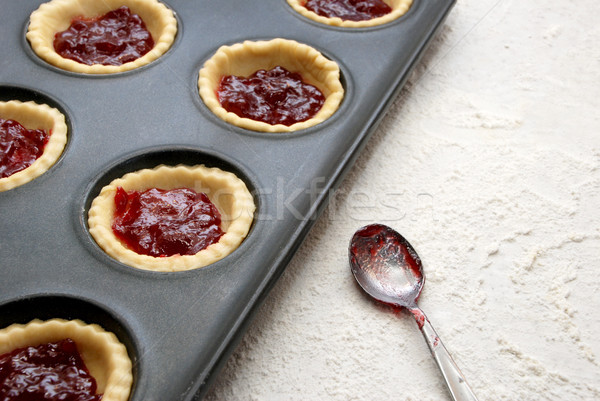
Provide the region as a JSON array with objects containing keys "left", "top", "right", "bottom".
[{"left": 205, "top": 0, "right": 600, "bottom": 400}]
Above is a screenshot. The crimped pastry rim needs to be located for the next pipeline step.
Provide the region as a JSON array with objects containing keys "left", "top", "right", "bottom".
[
  {"left": 198, "top": 38, "right": 344, "bottom": 133},
  {"left": 0, "top": 100, "right": 68, "bottom": 192},
  {"left": 88, "top": 164, "right": 256, "bottom": 272},
  {"left": 286, "top": 0, "right": 413, "bottom": 28},
  {"left": 0, "top": 319, "right": 133, "bottom": 401},
  {"left": 26, "top": 0, "right": 177, "bottom": 74}
]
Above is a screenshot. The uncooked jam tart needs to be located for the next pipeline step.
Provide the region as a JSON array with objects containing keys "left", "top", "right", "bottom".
[
  {"left": 0, "top": 319, "right": 133, "bottom": 401},
  {"left": 88, "top": 164, "right": 255, "bottom": 272},
  {"left": 0, "top": 100, "right": 67, "bottom": 192},
  {"left": 27, "top": 0, "right": 177, "bottom": 74},
  {"left": 287, "top": 0, "right": 413, "bottom": 27},
  {"left": 198, "top": 39, "right": 344, "bottom": 133}
]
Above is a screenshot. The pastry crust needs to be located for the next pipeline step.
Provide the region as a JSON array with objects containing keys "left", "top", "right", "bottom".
[
  {"left": 88, "top": 164, "right": 255, "bottom": 272},
  {"left": 26, "top": 0, "right": 177, "bottom": 74},
  {"left": 0, "top": 319, "right": 133, "bottom": 401},
  {"left": 0, "top": 100, "right": 68, "bottom": 192},
  {"left": 198, "top": 39, "right": 344, "bottom": 133},
  {"left": 287, "top": 0, "right": 413, "bottom": 28}
]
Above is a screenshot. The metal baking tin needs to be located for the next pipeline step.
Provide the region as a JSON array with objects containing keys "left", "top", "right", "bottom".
[{"left": 0, "top": 0, "right": 455, "bottom": 399}]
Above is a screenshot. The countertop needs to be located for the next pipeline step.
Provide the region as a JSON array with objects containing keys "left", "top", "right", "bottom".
[{"left": 205, "top": 1, "right": 600, "bottom": 400}]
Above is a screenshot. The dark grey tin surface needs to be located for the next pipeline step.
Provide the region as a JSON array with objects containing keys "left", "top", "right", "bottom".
[{"left": 0, "top": 0, "right": 454, "bottom": 399}]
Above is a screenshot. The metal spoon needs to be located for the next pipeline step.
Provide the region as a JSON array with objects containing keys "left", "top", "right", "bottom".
[{"left": 349, "top": 223, "right": 479, "bottom": 401}]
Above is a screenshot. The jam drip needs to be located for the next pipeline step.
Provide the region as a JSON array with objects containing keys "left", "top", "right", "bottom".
[
  {"left": 0, "top": 339, "right": 102, "bottom": 401},
  {"left": 112, "top": 187, "right": 224, "bottom": 257},
  {"left": 304, "top": 0, "right": 392, "bottom": 21},
  {"left": 0, "top": 118, "right": 49, "bottom": 179},
  {"left": 54, "top": 6, "right": 154, "bottom": 66},
  {"left": 217, "top": 66, "right": 325, "bottom": 126}
]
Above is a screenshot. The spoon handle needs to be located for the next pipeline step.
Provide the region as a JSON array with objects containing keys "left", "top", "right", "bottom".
[{"left": 416, "top": 309, "right": 479, "bottom": 401}]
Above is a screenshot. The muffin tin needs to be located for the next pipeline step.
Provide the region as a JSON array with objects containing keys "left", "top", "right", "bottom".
[{"left": 0, "top": 0, "right": 454, "bottom": 399}]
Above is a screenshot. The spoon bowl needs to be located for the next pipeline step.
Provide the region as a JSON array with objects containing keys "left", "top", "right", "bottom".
[
  {"left": 349, "top": 224, "right": 479, "bottom": 401},
  {"left": 349, "top": 223, "right": 424, "bottom": 309}
]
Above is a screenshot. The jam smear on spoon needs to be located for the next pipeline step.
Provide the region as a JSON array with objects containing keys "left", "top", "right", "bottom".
[
  {"left": 0, "top": 118, "right": 49, "bottom": 179},
  {"left": 54, "top": 6, "right": 154, "bottom": 66},
  {"left": 217, "top": 65, "right": 325, "bottom": 126},
  {"left": 112, "top": 187, "right": 224, "bottom": 257},
  {"left": 304, "top": 0, "right": 392, "bottom": 22},
  {"left": 0, "top": 339, "right": 102, "bottom": 401}
]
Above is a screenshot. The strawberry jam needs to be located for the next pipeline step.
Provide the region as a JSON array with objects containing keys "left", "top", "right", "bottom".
[
  {"left": 53, "top": 6, "right": 154, "bottom": 66},
  {"left": 0, "top": 339, "right": 102, "bottom": 401},
  {"left": 0, "top": 118, "right": 49, "bottom": 179},
  {"left": 112, "top": 187, "right": 224, "bottom": 257},
  {"left": 304, "top": 0, "right": 392, "bottom": 21},
  {"left": 217, "top": 66, "right": 325, "bottom": 126}
]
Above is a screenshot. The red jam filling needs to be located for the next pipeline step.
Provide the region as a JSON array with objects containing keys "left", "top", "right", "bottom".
[
  {"left": 0, "top": 339, "right": 102, "bottom": 401},
  {"left": 53, "top": 6, "right": 154, "bottom": 66},
  {"left": 112, "top": 187, "right": 224, "bottom": 257},
  {"left": 217, "top": 65, "right": 326, "bottom": 126},
  {"left": 304, "top": 0, "right": 392, "bottom": 21},
  {"left": 0, "top": 118, "right": 49, "bottom": 179}
]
